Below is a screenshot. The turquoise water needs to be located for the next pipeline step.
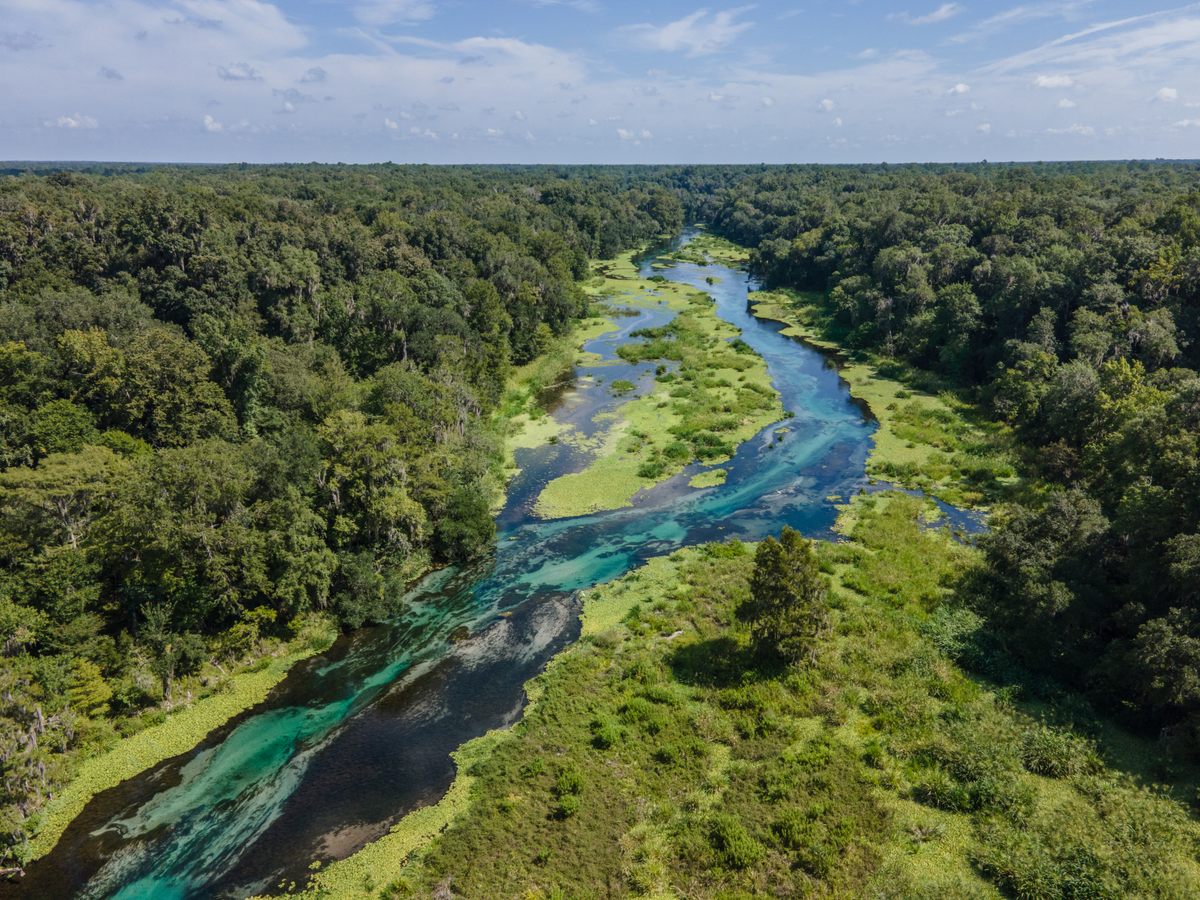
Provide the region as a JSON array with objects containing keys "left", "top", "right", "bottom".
[{"left": 12, "top": 233, "right": 882, "bottom": 898}]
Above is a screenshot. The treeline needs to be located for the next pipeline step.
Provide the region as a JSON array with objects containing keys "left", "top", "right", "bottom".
[
  {"left": 0, "top": 164, "right": 682, "bottom": 854},
  {"left": 702, "top": 161, "right": 1200, "bottom": 752}
]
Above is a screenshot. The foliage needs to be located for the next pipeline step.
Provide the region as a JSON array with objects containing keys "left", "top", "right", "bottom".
[
  {"left": 701, "top": 162, "right": 1200, "bottom": 754},
  {"left": 740, "top": 526, "right": 829, "bottom": 665},
  {"left": 372, "top": 495, "right": 1200, "bottom": 899},
  {"left": 0, "top": 164, "right": 682, "bottom": 860}
]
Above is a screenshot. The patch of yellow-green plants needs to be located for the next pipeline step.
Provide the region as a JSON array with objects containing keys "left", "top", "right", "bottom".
[
  {"left": 370, "top": 494, "right": 1200, "bottom": 898},
  {"left": 752, "top": 288, "right": 1018, "bottom": 508},
  {"left": 532, "top": 252, "right": 782, "bottom": 519}
]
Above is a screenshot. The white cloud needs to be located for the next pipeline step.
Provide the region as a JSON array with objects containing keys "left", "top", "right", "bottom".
[
  {"left": 384, "top": 117, "right": 400, "bottom": 130},
  {"left": 1157, "top": 87, "right": 1178, "bottom": 101},
  {"left": 952, "top": 2, "right": 1100, "bottom": 43},
  {"left": 48, "top": 112, "right": 98, "bottom": 129},
  {"left": 1034, "top": 73, "right": 1075, "bottom": 88},
  {"left": 1047, "top": 123, "right": 1095, "bottom": 135},
  {"left": 1174, "top": 118, "right": 1200, "bottom": 128},
  {"left": 833, "top": 116, "right": 843, "bottom": 127},
  {"left": 948, "top": 82, "right": 970, "bottom": 94},
  {"left": 893, "top": 4, "right": 964, "bottom": 26},
  {"left": 527, "top": 0, "right": 599, "bottom": 10},
  {"left": 409, "top": 126, "right": 438, "bottom": 139},
  {"left": 203, "top": 114, "right": 223, "bottom": 132},
  {"left": 623, "top": 7, "right": 753, "bottom": 57},
  {"left": 977, "top": 122, "right": 992, "bottom": 133},
  {"left": 1058, "top": 97, "right": 1077, "bottom": 108},
  {"left": 819, "top": 98, "right": 835, "bottom": 111},
  {"left": 761, "top": 96, "right": 775, "bottom": 107},
  {"left": 354, "top": 0, "right": 436, "bottom": 27},
  {"left": 217, "top": 62, "right": 263, "bottom": 82},
  {"left": 617, "top": 127, "right": 652, "bottom": 141}
]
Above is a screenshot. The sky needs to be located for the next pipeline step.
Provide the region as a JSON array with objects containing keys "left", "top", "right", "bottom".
[{"left": 2, "top": 0, "right": 1199, "bottom": 164}]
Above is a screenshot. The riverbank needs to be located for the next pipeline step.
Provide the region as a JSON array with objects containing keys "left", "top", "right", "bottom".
[
  {"left": 361, "top": 488, "right": 1200, "bottom": 898},
  {"left": 19, "top": 296, "right": 627, "bottom": 872},
  {"left": 531, "top": 245, "right": 783, "bottom": 520},
  {"left": 23, "top": 615, "right": 339, "bottom": 865},
  {"left": 751, "top": 288, "right": 1019, "bottom": 509}
]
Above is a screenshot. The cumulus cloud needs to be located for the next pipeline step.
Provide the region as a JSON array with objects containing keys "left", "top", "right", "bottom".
[
  {"left": 203, "top": 114, "right": 223, "bottom": 132},
  {"left": 1157, "top": 87, "right": 1178, "bottom": 102},
  {"left": 623, "top": 7, "right": 753, "bottom": 57},
  {"left": 617, "top": 127, "right": 653, "bottom": 141},
  {"left": 354, "top": 0, "right": 436, "bottom": 27},
  {"left": 49, "top": 112, "right": 98, "bottom": 129},
  {"left": 819, "top": 98, "right": 835, "bottom": 111},
  {"left": 217, "top": 62, "right": 263, "bottom": 82},
  {"left": 1058, "top": 97, "right": 1077, "bottom": 108},
  {"left": 761, "top": 96, "right": 775, "bottom": 107},
  {"left": 948, "top": 82, "right": 970, "bottom": 94},
  {"left": 1034, "top": 73, "right": 1075, "bottom": 88},
  {"left": 977, "top": 122, "right": 992, "bottom": 133},
  {"left": 1174, "top": 118, "right": 1200, "bottom": 128}
]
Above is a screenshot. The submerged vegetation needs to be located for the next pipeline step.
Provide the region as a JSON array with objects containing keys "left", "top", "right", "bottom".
[
  {"left": 352, "top": 492, "right": 1199, "bottom": 899},
  {"left": 532, "top": 247, "right": 782, "bottom": 519}
]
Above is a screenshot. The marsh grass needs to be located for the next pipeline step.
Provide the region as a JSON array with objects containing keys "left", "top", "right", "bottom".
[
  {"left": 533, "top": 252, "right": 782, "bottom": 519},
  {"left": 367, "top": 494, "right": 1200, "bottom": 898},
  {"left": 752, "top": 290, "right": 1020, "bottom": 509}
]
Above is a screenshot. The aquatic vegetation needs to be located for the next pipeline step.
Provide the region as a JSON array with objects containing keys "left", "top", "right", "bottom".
[
  {"left": 27, "top": 617, "right": 337, "bottom": 864},
  {"left": 752, "top": 289, "right": 1018, "bottom": 509},
  {"left": 534, "top": 254, "right": 783, "bottom": 519},
  {"left": 382, "top": 494, "right": 1200, "bottom": 898}
]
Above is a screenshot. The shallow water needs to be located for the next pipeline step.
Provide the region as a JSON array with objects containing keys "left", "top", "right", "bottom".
[{"left": 11, "top": 232, "right": 907, "bottom": 899}]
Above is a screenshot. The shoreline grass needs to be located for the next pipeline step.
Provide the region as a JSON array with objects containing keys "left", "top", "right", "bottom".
[
  {"left": 751, "top": 289, "right": 1019, "bottom": 509},
  {"left": 26, "top": 616, "right": 338, "bottom": 864},
  {"left": 532, "top": 249, "right": 782, "bottom": 519}
]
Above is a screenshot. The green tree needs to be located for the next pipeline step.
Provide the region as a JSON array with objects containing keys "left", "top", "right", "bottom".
[{"left": 740, "top": 527, "right": 829, "bottom": 666}]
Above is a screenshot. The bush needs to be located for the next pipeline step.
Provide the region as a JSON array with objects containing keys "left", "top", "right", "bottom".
[
  {"left": 1020, "top": 724, "right": 1099, "bottom": 779},
  {"left": 708, "top": 814, "right": 765, "bottom": 870},
  {"left": 590, "top": 716, "right": 621, "bottom": 749},
  {"left": 555, "top": 794, "right": 581, "bottom": 819},
  {"left": 554, "top": 766, "right": 584, "bottom": 798}
]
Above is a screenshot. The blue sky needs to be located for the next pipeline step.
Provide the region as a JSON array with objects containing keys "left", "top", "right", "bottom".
[{"left": 2, "top": 0, "right": 1199, "bottom": 163}]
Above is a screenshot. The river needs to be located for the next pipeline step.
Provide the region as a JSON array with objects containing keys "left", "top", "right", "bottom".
[{"left": 11, "top": 231, "right": 886, "bottom": 898}]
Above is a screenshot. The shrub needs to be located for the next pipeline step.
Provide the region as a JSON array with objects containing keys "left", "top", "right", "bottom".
[
  {"left": 591, "top": 716, "right": 621, "bottom": 749},
  {"left": 554, "top": 766, "right": 584, "bottom": 798},
  {"left": 708, "top": 814, "right": 764, "bottom": 870},
  {"left": 1020, "top": 724, "right": 1100, "bottom": 779}
]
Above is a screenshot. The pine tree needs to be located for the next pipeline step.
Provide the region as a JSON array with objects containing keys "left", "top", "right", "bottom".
[{"left": 741, "top": 527, "right": 829, "bottom": 666}]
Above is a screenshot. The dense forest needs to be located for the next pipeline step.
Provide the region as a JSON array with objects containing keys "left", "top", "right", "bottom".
[
  {"left": 0, "top": 164, "right": 682, "bottom": 855},
  {"left": 702, "top": 162, "right": 1200, "bottom": 753}
]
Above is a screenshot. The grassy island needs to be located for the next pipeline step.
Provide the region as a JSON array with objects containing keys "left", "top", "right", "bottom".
[{"left": 532, "top": 249, "right": 783, "bottom": 520}]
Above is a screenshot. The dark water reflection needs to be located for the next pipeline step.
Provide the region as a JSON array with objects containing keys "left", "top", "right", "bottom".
[{"left": 9, "top": 231, "right": 930, "bottom": 899}]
